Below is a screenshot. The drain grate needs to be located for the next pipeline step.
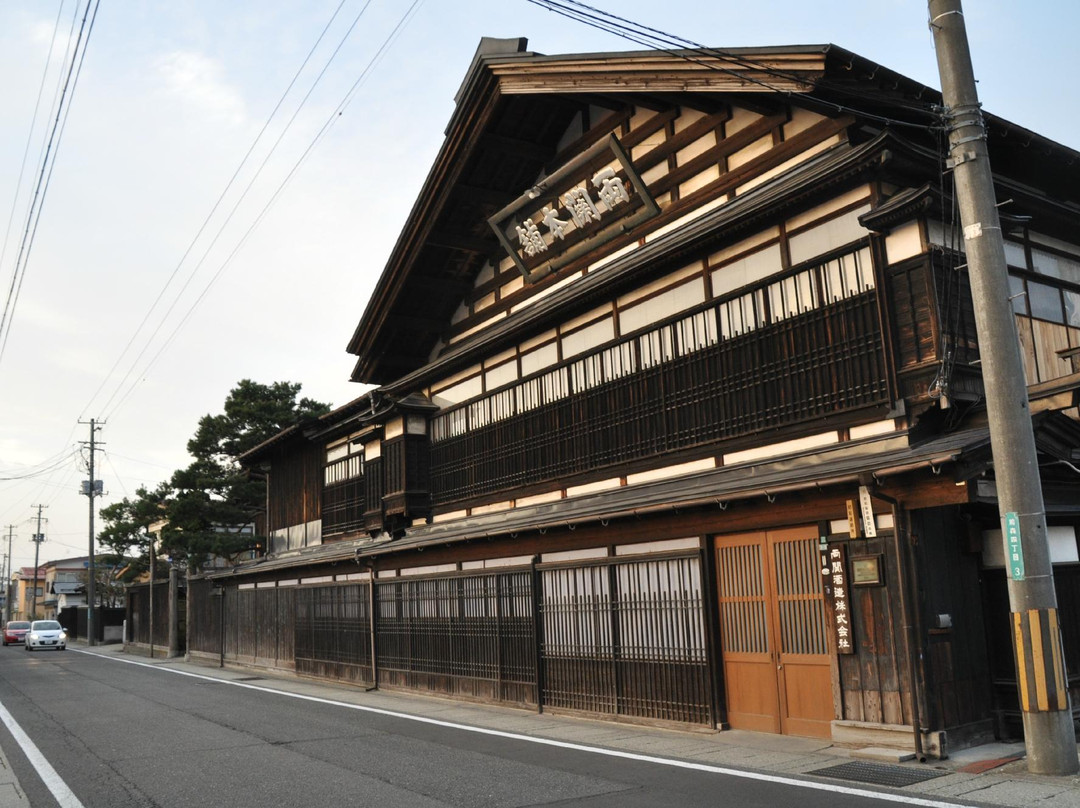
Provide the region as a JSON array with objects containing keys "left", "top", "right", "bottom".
[
  {"left": 810, "top": 761, "right": 948, "bottom": 788},
  {"left": 231, "top": 676, "right": 263, "bottom": 682}
]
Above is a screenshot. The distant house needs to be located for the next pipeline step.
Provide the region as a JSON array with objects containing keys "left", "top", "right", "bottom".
[
  {"left": 43, "top": 556, "right": 90, "bottom": 619},
  {"left": 13, "top": 566, "right": 47, "bottom": 621}
]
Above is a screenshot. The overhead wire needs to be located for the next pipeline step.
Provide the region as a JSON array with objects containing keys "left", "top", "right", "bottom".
[
  {"left": 526, "top": 0, "right": 939, "bottom": 129},
  {"left": 95, "top": 0, "right": 375, "bottom": 420},
  {"left": 103, "top": 0, "right": 426, "bottom": 421},
  {"left": 0, "top": 0, "right": 102, "bottom": 369},
  {"left": 79, "top": 0, "right": 358, "bottom": 421},
  {"left": 0, "top": 0, "right": 70, "bottom": 302}
]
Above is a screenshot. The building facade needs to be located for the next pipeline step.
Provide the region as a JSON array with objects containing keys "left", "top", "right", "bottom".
[{"left": 186, "top": 40, "right": 1080, "bottom": 755}]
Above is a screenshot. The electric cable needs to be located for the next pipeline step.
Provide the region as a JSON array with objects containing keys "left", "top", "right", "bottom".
[
  {"left": 103, "top": 0, "right": 425, "bottom": 421},
  {"left": 80, "top": 0, "right": 357, "bottom": 421},
  {"left": 0, "top": 0, "right": 102, "bottom": 369},
  {"left": 526, "top": 0, "right": 939, "bottom": 129},
  {"left": 0, "top": 1, "right": 70, "bottom": 302}
]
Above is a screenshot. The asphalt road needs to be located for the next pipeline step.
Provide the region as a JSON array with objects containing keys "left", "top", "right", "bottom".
[{"left": 0, "top": 647, "right": 962, "bottom": 808}]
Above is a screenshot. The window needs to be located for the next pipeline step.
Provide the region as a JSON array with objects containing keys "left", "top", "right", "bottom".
[{"left": 1027, "top": 280, "right": 1065, "bottom": 324}]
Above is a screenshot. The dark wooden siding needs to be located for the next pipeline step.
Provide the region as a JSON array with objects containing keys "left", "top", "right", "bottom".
[
  {"left": 838, "top": 531, "right": 911, "bottom": 726},
  {"left": 267, "top": 440, "right": 322, "bottom": 532},
  {"left": 912, "top": 507, "right": 993, "bottom": 732},
  {"left": 375, "top": 571, "right": 537, "bottom": 707},
  {"left": 888, "top": 256, "right": 938, "bottom": 369},
  {"left": 126, "top": 581, "right": 172, "bottom": 646},
  {"left": 295, "top": 584, "right": 372, "bottom": 684}
]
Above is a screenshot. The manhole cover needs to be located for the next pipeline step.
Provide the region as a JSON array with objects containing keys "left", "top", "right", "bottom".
[{"left": 810, "top": 761, "right": 947, "bottom": 788}]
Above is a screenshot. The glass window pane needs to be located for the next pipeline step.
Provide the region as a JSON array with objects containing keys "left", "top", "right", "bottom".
[
  {"left": 1065, "top": 290, "right": 1080, "bottom": 327},
  {"left": 1028, "top": 281, "right": 1064, "bottom": 323}
]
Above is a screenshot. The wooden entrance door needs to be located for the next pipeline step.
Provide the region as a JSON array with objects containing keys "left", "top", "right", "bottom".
[{"left": 715, "top": 527, "right": 833, "bottom": 738}]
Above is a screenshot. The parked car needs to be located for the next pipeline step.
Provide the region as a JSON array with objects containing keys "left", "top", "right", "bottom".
[
  {"left": 24, "top": 620, "right": 66, "bottom": 651},
  {"left": 2, "top": 621, "right": 31, "bottom": 646}
]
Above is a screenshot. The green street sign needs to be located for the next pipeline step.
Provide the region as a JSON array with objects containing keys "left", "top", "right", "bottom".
[{"left": 1005, "top": 511, "right": 1025, "bottom": 581}]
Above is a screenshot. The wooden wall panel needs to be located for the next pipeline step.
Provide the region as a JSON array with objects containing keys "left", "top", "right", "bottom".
[{"left": 910, "top": 507, "right": 993, "bottom": 732}]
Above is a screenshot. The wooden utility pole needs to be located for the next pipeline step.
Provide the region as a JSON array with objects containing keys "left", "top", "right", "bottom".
[{"left": 929, "top": 0, "right": 1078, "bottom": 774}]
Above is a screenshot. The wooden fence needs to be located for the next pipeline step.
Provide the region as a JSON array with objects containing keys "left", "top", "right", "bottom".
[{"left": 187, "top": 552, "right": 712, "bottom": 727}]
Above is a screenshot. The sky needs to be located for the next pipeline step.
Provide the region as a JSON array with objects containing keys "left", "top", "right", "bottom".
[{"left": 0, "top": 0, "right": 1077, "bottom": 574}]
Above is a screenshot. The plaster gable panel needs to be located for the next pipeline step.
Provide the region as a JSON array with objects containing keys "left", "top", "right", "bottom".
[
  {"left": 734, "top": 134, "right": 842, "bottom": 195},
  {"left": 680, "top": 165, "right": 722, "bottom": 197},
  {"left": 673, "top": 107, "right": 707, "bottom": 133},
  {"left": 726, "top": 105, "right": 762, "bottom": 136},
  {"left": 728, "top": 134, "right": 774, "bottom": 170},
  {"left": 784, "top": 106, "right": 827, "bottom": 138},
  {"left": 676, "top": 131, "right": 717, "bottom": 165}
]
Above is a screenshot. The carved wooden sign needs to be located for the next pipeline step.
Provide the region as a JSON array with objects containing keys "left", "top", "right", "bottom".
[
  {"left": 488, "top": 133, "right": 659, "bottom": 283},
  {"left": 820, "top": 542, "right": 855, "bottom": 654}
]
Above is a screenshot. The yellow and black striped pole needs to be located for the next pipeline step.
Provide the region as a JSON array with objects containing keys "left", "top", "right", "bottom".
[{"left": 1012, "top": 608, "right": 1069, "bottom": 715}]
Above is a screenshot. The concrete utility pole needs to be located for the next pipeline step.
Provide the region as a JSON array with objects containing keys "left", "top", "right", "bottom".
[
  {"left": 30, "top": 506, "right": 46, "bottom": 619},
  {"left": 80, "top": 418, "right": 104, "bottom": 646},
  {"left": 929, "top": 0, "right": 1078, "bottom": 774},
  {"left": 3, "top": 525, "right": 11, "bottom": 623}
]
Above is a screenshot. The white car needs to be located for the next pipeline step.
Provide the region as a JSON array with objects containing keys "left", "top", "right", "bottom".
[{"left": 25, "top": 620, "right": 67, "bottom": 651}]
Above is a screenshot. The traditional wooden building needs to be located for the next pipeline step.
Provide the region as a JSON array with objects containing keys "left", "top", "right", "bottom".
[{"left": 187, "top": 39, "right": 1080, "bottom": 757}]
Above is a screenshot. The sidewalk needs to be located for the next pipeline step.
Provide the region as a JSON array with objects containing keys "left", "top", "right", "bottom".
[{"left": 5, "top": 642, "right": 1080, "bottom": 807}]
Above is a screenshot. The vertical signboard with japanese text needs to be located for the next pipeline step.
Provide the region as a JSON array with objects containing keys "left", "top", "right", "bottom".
[
  {"left": 1004, "top": 511, "right": 1025, "bottom": 581},
  {"left": 820, "top": 542, "right": 855, "bottom": 654}
]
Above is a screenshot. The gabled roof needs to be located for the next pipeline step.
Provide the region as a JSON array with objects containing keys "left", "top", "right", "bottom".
[{"left": 345, "top": 39, "right": 1080, "bottom": 387}]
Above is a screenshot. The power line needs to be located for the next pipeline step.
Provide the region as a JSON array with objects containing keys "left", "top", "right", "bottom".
[
  {"left": 79, "top": 0, "right": 359, "bottom": 422},
  {"left": 526, "top": 0, "right": 939, "bottom": 128},
  {"left": 0, "top": 0, "right": 70, "bottom": 299},
  {"left": 0, "top": 450, "right": 78, "bottom": 481},
  {"left": 0, "top": 0, "right": 102, "bottom": 370},
  {"left": 103, "top": 0, "right": 426, "bottom": 421}
]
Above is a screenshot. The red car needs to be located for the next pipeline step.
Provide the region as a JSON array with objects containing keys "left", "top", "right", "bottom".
[{"left": 3, "top": 621, "right": 31, "bottom": 646}]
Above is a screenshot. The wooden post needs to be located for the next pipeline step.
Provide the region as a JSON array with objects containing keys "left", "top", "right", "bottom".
[{"left": 168, "top": 566, "right": 179, "bottom": 658}]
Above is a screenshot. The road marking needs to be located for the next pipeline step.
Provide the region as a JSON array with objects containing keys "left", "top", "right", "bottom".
[
  {"left": 0, "top": 698, "right": 86, "bottom": 808},
  {"left": 78, "top": 650, "right": 970, "bottom": 808}
]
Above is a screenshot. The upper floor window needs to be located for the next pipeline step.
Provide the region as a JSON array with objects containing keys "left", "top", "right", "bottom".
[{"left": 324, "top": 436, "right": 364, "bottom": 485}]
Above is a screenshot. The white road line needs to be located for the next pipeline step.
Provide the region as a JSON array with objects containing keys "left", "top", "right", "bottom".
[
  {"left": 77, "top": 649, "right": 971, "bottom": 808},
  {"left": 0, "top": 698, "right": 86, "bottom": 808}
]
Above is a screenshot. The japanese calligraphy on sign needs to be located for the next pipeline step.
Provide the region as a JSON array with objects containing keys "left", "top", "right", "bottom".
[
  {"left": 1004, "top": 511, "right": 1025, "bottom": 581},
  {"left": 820, "top": 542, "right": 855, "bottom": 655},
  {"left": 489, "top": 134, "right": 660, "bottom": 283}
]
